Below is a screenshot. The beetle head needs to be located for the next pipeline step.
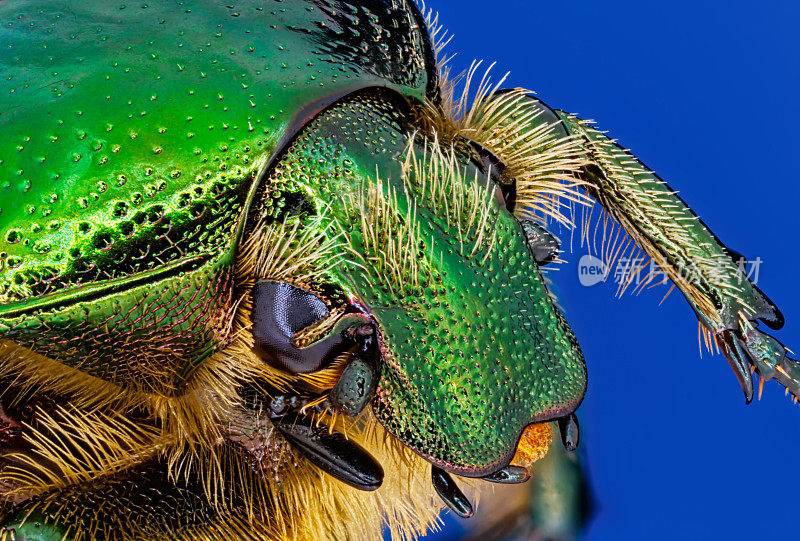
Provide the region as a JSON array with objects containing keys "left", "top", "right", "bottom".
[
  {"left": 335, "top": 141, "right": 586, "bottom": 476},
  {"left": 244, "top": 87, "right": 588, "bottom": 478}
]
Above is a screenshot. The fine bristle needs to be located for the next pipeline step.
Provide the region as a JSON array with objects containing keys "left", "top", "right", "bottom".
[
  {"left": 579, "top": 204, "right": 669, "bottom": 299},
  {"left": 401, "top": 138, "right": 499, "bottom": 261},
  {"left": 419, "top": 2, "right": 453, "bottom": 75},
  {"left": 0, "top": 339, "right": 248, "bottom": 456},
  {"left": 340, "top": 175, "right": 436, "bottom": 300},
  {"left": 413, "top": 60, "right": 591, "bottom": 229},
  {"left": 419, "top": 6, "right": 591, "bottom": 227},
  {"left": 462, "top": 86, "right": 591, "bottom": 227},
  {"left": 1, "top": 408, "right": 163, "bottom": 502},
  {"left": 563, "top": 113, "right": 753, "bottom": 324},
  {"left": 3, "top": 410, "right": 454, "bottom": 541},
  {"left": 0, "top": 340, "right": 146, "bottom": 414},
  {"left": 236, "top": 211, "right": 347, "bottom": 289}
]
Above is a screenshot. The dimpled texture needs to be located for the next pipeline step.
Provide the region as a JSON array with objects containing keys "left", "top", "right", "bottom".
[
  {"left": 253, "top": 90, "right": 587, "bottom": 476},
  {"left": 372, "top": 211, "right": 586, "bottom": 476},
  {"left": 0, "top": 0, "right": 433, "bottom": 390}
]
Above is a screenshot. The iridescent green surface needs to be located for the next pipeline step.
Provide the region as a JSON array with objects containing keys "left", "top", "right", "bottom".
[
  {"left": 0, "top": 0, "right": 584, "bottom": 488},
  {"left": 0, "top": 0, "right": 432, "bottom": 392},
  {"left": 255, "top": 90, "right": 586, "bottom": 475},
  {"left": 1, "top": 0, "right": 794, "bottom": 538},
  {"left": 1, "top": 511, "right": 70, "bottom": 541}
]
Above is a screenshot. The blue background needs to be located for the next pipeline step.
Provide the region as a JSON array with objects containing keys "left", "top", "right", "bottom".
[{"left": 423, "top": 1, "right": 800, "bottom": 539}]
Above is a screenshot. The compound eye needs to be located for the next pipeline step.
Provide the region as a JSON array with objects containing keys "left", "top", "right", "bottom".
[{"left": 250, "top": 281, "right": 370, "bottom": 374}]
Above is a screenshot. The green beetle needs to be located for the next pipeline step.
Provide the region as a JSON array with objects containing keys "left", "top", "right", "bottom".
[{"left": 0, "top": 1, "right": 794, "bottom": 539}]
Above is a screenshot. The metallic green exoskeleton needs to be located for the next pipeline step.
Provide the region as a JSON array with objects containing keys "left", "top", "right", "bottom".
[
  {"left": 0, "top": 0, "right": 795, "bottom": 539},
  {"left": 0, "top": 0, "right": 435, "bottom": 394}
]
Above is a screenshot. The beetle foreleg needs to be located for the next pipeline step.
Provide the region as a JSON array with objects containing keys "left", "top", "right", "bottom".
[{"left": 271, "top": 412, "right": 383, "bottom": 491}]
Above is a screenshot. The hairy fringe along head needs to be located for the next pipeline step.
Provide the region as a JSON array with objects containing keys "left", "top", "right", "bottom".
[
  {"left": 1, "top": 405, "right": 461, "bottom": 540},
  {"left": 414, "top": 6, "right": 592, "bottom": 228},
  {"left": 401, "top": 138, "right": 499, "bottom": 262}
]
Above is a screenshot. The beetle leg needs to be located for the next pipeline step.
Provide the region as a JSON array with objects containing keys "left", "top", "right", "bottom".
[
  {"left": 521, "top": 221, "right": 560, "bottom": 265},
  {"left": 717, "top": 329, "right": 756, "bottom": 403},
  {"left": 431, "top": 466, "right": 473, "bottom": 518},
  {"left": 726, "top": 319, "right": 800, "bottom": 399},
  {"left": 557, "top": 413, "right": 580, "bottom": 452},
  {"left": 553, "top": 106, "right": 795, "bottom": 401},
  {"left": 271, "top": 412, "right": 383, "bottom": 491},
  {"left": 250, "top": 280, "right": 371, "bottom": 374},
  {"left": 481, "top": 90, "right": 794, "bottom": 402},
  {"left": 481, "top": 465, "right": 531, "bottom": 484}
]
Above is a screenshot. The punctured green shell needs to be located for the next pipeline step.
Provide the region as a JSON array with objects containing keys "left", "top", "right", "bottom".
[{"left": 0, "top": 0, "right": 435, "bottom": 393}]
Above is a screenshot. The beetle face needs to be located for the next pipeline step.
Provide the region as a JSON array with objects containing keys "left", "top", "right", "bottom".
[
  {"left": 0, "top": 0, "right": 590, "bottom": 536},
  {"left": 338, "top": 147, "right": 586, "bottom": 477},
  {"left": 368, "top": 204, "right": 586, "bottom": 476},
  {"left": 249, "top": 86, "right": 589, "bottom": 480}
]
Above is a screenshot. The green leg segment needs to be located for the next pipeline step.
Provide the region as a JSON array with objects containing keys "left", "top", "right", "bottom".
[{"left": 505, "top": 93, "right": 796, "bottom": 402}]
